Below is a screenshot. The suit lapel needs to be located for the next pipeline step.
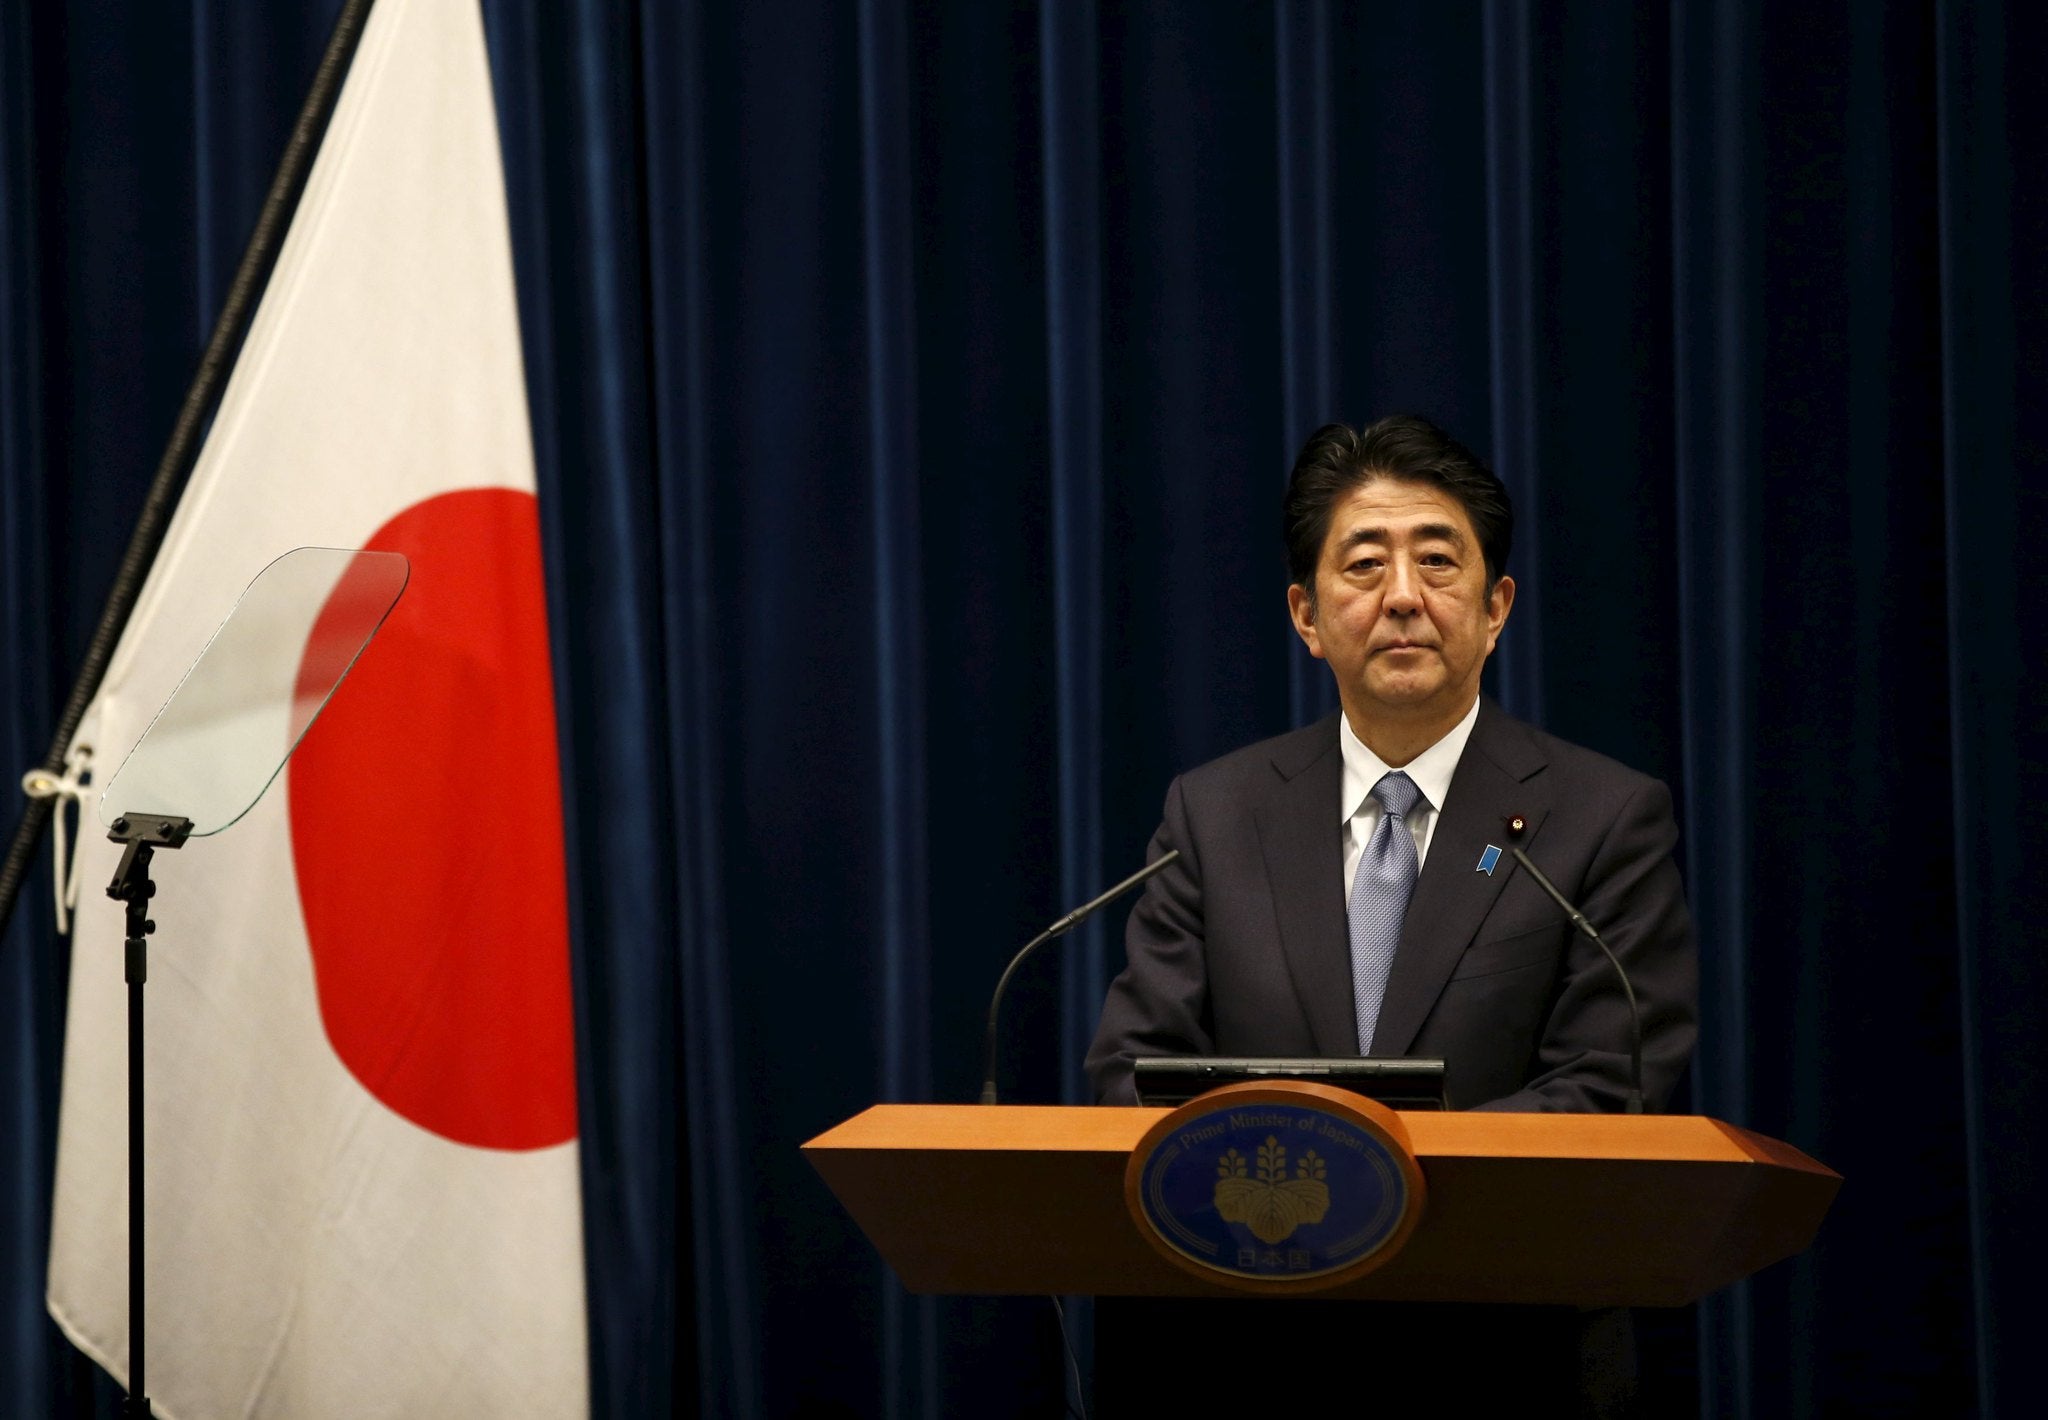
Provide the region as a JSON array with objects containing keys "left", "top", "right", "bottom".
[
  {"left": 1371, "top": 701, "right": 1551, "bottom": 1057},
  {"left": 1253, "top": 717, "right": 1356, "bottom": 1056}
]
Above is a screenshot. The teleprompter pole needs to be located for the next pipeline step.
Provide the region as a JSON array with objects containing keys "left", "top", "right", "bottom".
[{"left": 106, "top": 813, "right": 192, "bottom": 1419}]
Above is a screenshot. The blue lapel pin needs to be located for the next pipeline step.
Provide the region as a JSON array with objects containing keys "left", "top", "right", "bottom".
[{"left": 1477, "top": 844, "right": 1502, "bottom": 876}]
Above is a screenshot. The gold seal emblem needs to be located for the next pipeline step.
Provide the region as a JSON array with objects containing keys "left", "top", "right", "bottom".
[
  {"left": 1212, "top": 1135, "right": 1330, "bottom": 1244},
  {"left": 1126, "top": 1081, "right": 1426, "bottom": 1291}
]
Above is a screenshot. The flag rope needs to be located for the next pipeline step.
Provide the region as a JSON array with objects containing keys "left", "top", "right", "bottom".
[{"left": 18, "top": 744, "right": 91, "bottom": 934}]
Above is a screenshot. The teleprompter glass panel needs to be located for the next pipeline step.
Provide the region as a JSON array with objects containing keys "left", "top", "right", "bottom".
[{"left": 98, "top": 546, "right": 409, "bottom": 837}]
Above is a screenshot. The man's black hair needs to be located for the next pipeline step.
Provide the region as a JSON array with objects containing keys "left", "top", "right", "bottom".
[{"left": 1283, "top": 415, "right": 1514, "bottom": 601}]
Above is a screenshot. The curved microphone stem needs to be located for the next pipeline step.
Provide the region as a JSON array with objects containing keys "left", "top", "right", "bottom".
[
  {"left": 979, "top": 849, "right": 1180, "bottom": 1105},
  {"left": 1505, "top": 845, "right": 1646, "bottom": 1114}
]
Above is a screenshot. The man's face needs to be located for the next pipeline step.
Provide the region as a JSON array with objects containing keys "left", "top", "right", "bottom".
[{"left": 1286, "top": 476, "right": 1515, "bottom": 735}]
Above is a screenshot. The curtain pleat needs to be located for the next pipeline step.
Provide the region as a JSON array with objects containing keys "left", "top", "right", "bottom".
[
  {"left": 1481, "top": 0, "right": 1544, "bottom": 723},
  {"left": 626, "top": 0, "right": 758, "bottom": 1412},
  {"left": 0, "top": 7, "right": 61, "bottom": 1412},
  {"left": 1275, "top": 0, "right": 1338, "bottom": 730},
  {"left": 1938, "top": 4, "right": 2047, "bottom": 1416},
  {"left": 1670, "top": 3, "right": 1764, "bottom": 1412},
  {"left": 853, "top": 4, "right": 935, "bottom": 1413},
  {"left": 1039, "top": 0, "right": 1108, "bottom": 1116}
]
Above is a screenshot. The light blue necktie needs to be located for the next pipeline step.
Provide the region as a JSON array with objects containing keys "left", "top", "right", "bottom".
[{"left": 1349, "top": 770, "right": 1422, "bottom": 1054}]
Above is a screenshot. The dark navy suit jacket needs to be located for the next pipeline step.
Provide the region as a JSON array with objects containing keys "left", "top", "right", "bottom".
[{"left": 1086, "top": 698, "right": 1698, "bottom": 1111}]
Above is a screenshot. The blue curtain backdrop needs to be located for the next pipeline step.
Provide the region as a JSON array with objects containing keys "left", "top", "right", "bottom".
[{"left": 3, "top": 2, "right": 2043, "bottom": 1416}]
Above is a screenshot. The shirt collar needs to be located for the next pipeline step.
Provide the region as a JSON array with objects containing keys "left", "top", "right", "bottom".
[{"left": 1338, "top": 694, "right": 1483, "bottom": 823}]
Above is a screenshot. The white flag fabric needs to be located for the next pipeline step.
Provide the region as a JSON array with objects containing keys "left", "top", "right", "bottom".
[{"left": 47, "top": 0, "right": 588, "bottom": 1414}]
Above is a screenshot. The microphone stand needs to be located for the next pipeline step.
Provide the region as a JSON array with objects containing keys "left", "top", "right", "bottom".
[
  {"left": 105, "top": 812, "right": 193, "bottom": 1419},
  {"left": 979, "top": 850, "right": 1179, "bottom": 1105},
  {"left": 1503, "top": 815, "right": 1644, "bottom": 1114}
]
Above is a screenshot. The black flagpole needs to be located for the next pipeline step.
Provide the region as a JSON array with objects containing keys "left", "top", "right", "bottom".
[{"left": 0, "top": 0, "right": 378, "bottom": 945}]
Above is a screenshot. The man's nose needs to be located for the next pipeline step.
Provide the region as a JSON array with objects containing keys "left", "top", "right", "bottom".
[{"left": 1383, "top": 556, "right": 1423, "bottom": 612}]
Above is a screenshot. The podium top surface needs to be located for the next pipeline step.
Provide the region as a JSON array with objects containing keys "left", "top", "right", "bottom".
[{"left": 807, "top": 1103, "right": 1835, "bottom": 1172}]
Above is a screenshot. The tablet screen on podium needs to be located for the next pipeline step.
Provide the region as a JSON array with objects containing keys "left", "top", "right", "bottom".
[{"left": 1132, "top": 1056, "right": 1448, "bottom": 1110}]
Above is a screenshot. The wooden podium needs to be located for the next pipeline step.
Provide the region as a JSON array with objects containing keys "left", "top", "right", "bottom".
[{"left": 803, "top": 1099, "right": 1839, "bottom": 1306}]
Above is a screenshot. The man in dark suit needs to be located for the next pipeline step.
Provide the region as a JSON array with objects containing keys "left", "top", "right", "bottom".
[
  {"left": 1087, "top": 415, "right": 1696, "bottom": 1110},
  {"left": 1085, "top": 417, "right": 1697, "bottom": 1416}
]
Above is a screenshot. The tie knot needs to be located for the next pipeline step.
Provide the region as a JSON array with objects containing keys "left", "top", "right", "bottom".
[{"left": 1372, "top": 771, "right": 1422, "bottom": 819}]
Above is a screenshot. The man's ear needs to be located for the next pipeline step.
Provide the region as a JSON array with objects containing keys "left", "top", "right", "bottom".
[
  {"left": 1485, "top": 574, "right": 1516, "bottom": 650},
  {"left": 1287, "top": 582, "right": 1325, "bottom": 660}
]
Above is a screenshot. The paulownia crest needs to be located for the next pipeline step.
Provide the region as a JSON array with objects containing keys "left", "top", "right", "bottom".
[{"left": 1212, "top": 1136, "right": 1330, "bottom": 1244}]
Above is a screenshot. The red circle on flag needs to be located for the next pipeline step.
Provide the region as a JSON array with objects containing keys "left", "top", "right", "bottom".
[{"left": 288, "top": 488, "right": 578, "bottom": 1150}]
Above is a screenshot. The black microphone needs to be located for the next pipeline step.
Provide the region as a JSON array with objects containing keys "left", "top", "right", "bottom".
[
  {"left": 979, "top": 849, "right": 1181, "bottom": 1105},
  {"left": 1502, "top": 815, "right": 1645, "bottom": 1114}
]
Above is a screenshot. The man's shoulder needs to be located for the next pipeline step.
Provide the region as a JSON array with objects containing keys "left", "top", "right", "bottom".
[
  {"left": 1172, "top": 714, "right": 1340, "bottom": 797},
  {"left": 1467, "top": 701, "right": 1668, "bottom": 801}
]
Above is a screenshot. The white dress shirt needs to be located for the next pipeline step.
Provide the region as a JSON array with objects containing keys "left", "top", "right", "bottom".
[{"left": 1339, "top": 694, "right": 1482, "bottom": 899}]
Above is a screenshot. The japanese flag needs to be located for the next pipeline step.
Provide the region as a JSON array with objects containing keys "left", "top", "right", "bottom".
[{"left": 46, "top": 0, "right": 587, "bottom": 1414}]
